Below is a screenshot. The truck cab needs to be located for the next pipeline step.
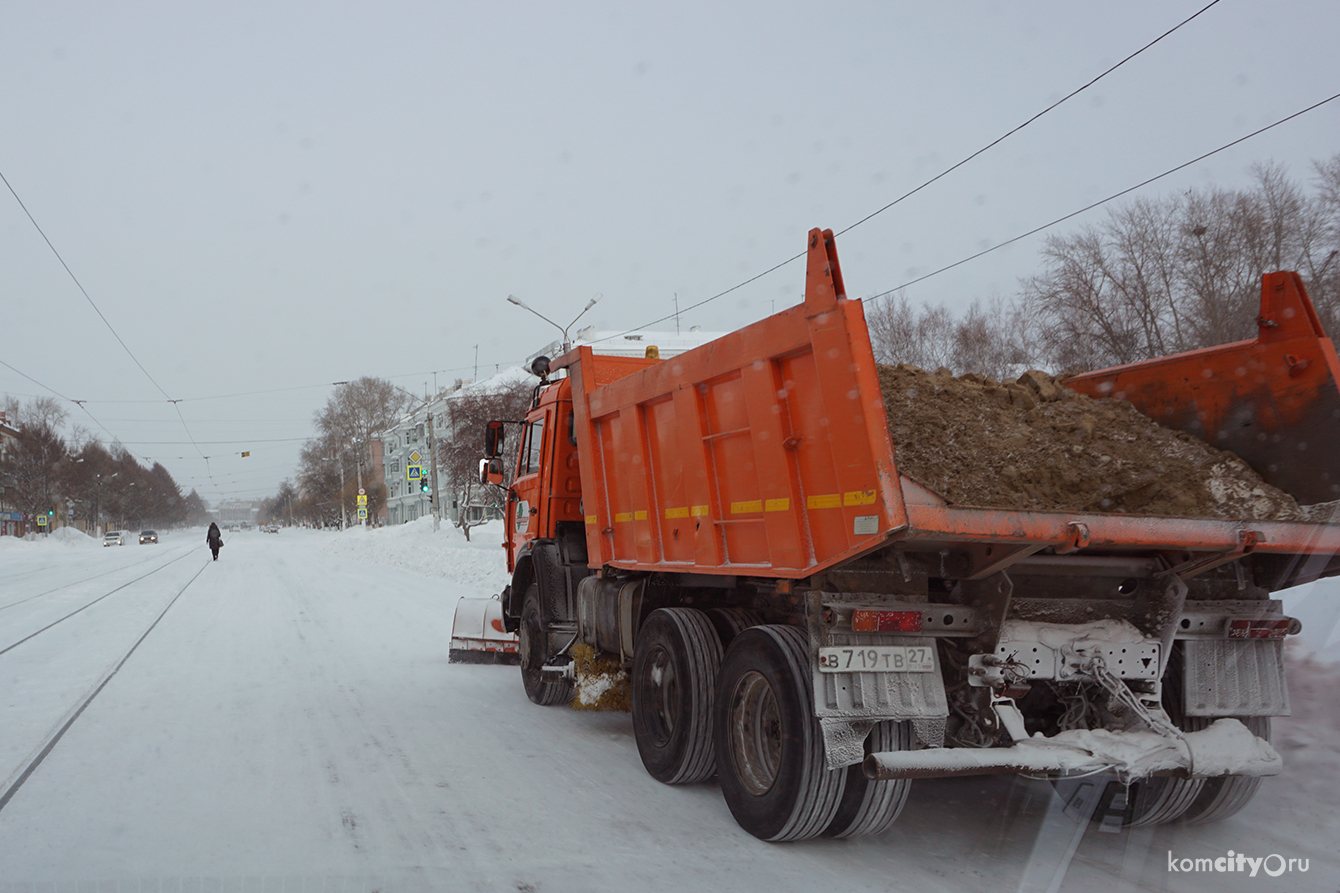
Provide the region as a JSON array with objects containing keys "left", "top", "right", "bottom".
[{"left": 504, "top": 374, "right": 583, "bottom": 571}]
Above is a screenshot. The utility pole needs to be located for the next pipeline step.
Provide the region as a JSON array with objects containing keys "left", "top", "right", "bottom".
[
  {"left": 427, "top": 411, "right": 441, "bottom": 532},
  {"left": 355, "top": 450, "right": 364, "bottom": 527},
  {"left": 338, "top": 457, "right": 347, "bottom": 530}
]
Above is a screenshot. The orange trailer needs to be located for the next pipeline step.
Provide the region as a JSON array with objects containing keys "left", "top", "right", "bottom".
[{"left": 483, "top": 228, "right": 1340, "bottom": 841}]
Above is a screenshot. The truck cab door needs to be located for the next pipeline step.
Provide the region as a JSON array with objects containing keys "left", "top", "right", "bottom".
[{"left": 509, "top": 414, "right": 548, "bottom": 560}]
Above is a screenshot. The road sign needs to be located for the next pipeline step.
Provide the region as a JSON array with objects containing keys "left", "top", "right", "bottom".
[
  {"left": 356, "top": 494, "right": 367, "bottom": 506},
  {"left": 36, "top": 516, "right": 47, "bottom": 526},
  {"left": 407, "top": 465, "right": 423, "bottom": 480},
  {"left": 358, "top": 488, "right": 366, "bottom": 496},
  {"left": 356, "top": 507, "right": 368, "bottom": 520},
  {"left": 409, "top": 451, "right": 422, "bottom": 464}
]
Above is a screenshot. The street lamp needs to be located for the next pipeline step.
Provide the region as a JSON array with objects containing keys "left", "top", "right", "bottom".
[{"left": 506, "top": 292, "right": 602, "bottom": 353}]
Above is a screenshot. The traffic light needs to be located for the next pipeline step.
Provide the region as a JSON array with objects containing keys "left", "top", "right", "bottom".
[
  {"left": 420, "top": 479, "right": 431, "bottom": 494},
  {"left": 47, "top": 510, "right": 54, "bottom": 516}
]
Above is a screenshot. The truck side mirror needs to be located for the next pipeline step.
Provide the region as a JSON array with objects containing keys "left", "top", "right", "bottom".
[
  {"left": 479, "top": 457, "right": 504, "bottom": 487},
  {"left": 484, "top": 420, "right": 505, "bottom": 458}
]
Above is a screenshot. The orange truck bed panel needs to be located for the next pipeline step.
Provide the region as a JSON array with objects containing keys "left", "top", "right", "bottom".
[
  {"left": 554, "top": 229, "right": 1340, "bottom": 580},
  {"left": 1064, "top": 271, "right": 1340, "bottom": 505}
]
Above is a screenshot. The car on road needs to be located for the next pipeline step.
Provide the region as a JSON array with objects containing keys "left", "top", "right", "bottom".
[
  {"left": 263, "top": 524, "right": 279, "bottom": 533},
  {"left": 102, "top": 531, "right": 125, "bottom": 547},
  {"left": 138, "top": 530, "right": 158, "bottom": 544}
]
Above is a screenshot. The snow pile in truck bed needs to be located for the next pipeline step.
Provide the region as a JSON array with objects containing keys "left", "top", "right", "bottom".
[{"left": 878, "top": 364, "right": 1304, "bottom": 520}]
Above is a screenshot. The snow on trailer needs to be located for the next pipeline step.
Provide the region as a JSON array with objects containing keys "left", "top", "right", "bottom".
[{"left": 481, "top": 227, "right": 1340, "bottom": 841}]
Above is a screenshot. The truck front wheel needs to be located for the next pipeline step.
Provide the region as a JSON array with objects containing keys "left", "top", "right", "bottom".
[
  {"left": 714, "top": 626, "right": 846, "bottom": 841},
  {"left": 631, "top": 608, "right": 723, "bottom": 784},
  {"left": 519, "top": 584, "right": 573, "bottom": 706}
]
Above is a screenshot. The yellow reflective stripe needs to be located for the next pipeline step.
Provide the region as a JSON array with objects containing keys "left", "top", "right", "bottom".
[
  {"left": 614, "top": 512, "right": 633, "bottom": 523},
  {"left": 731, "top": 500, "right": 763, "bottom": 514},
  {"left": 844, "top": 490, "right": 876, "bottom": 506},
  {"left": 690, "top": 505, "right": 709, "bottom": 517},
  {"left": 585, "top": 515, "right": 597, "bottom": 525},
  {"left": 634, "top": 510, "right": 648, "bottom": 521},
  {"left": 665, "top": 506, "right": 690, "bottom": 519},
  {"left": 764, "top": 498, "right": 790, "bottom": 512},
  {"left": 807, "top": 493, "right": 841, "bottom": 509}
]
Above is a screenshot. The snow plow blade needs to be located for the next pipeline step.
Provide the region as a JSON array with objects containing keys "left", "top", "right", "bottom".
[
  {"left": 863, "top": 719, "right": 1282, "bottom": 781},
  {"left": 448, "top": 597, "right": 520, "bottom": 665}
]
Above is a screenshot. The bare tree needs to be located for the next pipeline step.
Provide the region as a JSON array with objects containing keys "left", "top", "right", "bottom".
[
  {"left": 4, "top": 396, "right": 69, "bottom": 434},
  {"left": 0, "top": 422, "right": 67, "bottom": 531},
  {"left": 303, "top": 378, "right": 411, "bottom": 527},
  {"left": 1025, "top": 159, "right": 1340, "bottom": 372},
  {"left": 440, "top": 377, "right": 534, "bottom": 540},
  {"left": 866, "top": 290, "right": 1035, "bottom": 378},
  {"left": 1310, "top": 153, "right": 1340, "bottom": 333},
  {"left": 866, "top": 291, "right": 956, "bottom": 370}
]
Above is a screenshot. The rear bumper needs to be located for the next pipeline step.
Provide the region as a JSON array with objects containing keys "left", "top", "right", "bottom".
[{"left": 864, "top": 718, "right": 1281, "bottom": 781}]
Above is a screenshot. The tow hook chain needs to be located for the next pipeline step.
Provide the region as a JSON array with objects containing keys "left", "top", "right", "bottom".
[{"left": 1086, "top": 655, "right": 1194, "bottom": 775}]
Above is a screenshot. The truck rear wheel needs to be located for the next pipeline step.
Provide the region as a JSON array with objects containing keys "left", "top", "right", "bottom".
[
  {"left": 631, "top": 608, "right": 723, "bottom": 784},
  {"left": 704, "top": 608, "right": 763, "bottom": 649},
  {"left": 715, "top": 625, "right": 846, "bottom": 841},
  {"left": 1053, "top": 645, "right": 1204, "bottom": 827},
  {"left": 519, "top": 584, "right": 574, "bottom": 706},
  {"left": 824, "top": 720, "right": 913, "bottom": 838},
  {"left": 1180, "top": 715, "right": 1269, "bottom": 823}
]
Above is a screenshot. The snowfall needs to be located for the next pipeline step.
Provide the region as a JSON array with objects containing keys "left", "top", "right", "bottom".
[{"left": 1, "top": 520, "right": 1337, "bottom": 893}]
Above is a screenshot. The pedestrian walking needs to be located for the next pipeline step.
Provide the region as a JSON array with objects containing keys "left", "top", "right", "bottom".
[{"left": 206, "top": 521, "right": 224, "bottom": 561}]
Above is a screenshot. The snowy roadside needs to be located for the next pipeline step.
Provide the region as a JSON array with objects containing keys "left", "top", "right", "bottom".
[{"left": 316, "top": 516, "right": 510, "bottom": 601}]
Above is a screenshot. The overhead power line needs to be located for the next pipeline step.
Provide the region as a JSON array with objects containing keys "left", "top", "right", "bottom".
[
  {"left": 0, "top": 169, "right": 218, "bottom": 490},
  {"left": 585, "top": 0, "right": 1227, "bottom": 342},
  {"left": 867, "top": 90, "right": 1340, "bottom": 300}
]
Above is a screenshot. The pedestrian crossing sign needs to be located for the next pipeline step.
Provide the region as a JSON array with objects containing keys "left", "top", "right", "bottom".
[{"left": 407, "top": 465, "right": 423, "bottom": 480}]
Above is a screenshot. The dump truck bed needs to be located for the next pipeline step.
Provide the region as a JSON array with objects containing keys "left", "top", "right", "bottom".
[{"left": 554, "top": 229, "right": 1340, "bottom": 584}]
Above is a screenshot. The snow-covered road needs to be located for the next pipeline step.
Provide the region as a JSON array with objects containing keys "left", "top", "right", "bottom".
[{"left": 1, "top": 524, "right": 1336, "bottom": 892}]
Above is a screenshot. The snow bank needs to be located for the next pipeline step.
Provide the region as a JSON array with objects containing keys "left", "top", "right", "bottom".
[
  {"left": 1280, "top": 577, "right": 1340, "bottom": 664},
  {"left": 0, "top": 526, "right": 98, "bottom": 549},
  {"left": 318, "top": 516, "right": 509, "bottom": 598}
]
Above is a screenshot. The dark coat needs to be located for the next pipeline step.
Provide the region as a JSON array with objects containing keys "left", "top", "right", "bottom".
[{"left": 206, "top": 523, "right": 223, "bottom": 548}]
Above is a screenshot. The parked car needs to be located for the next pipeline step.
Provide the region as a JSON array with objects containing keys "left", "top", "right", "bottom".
[
  {"left": 139, "top": 529, "right": 158, "bottom": 544},
  {"left": 102, "top": 531, "right": 125, "bottom": 547},
  {"left": 263, "top": 525, "right": 280, "bottom": 533}
]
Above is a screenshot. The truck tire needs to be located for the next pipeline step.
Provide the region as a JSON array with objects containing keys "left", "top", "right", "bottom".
[
  {"left": 1053, "top": 645, "right": 1204, "bottom": 827},
  {"left": 631, "top": 608, "right": 723, "bottom": 784},
  {"left": 519, "top": 583, "right": 573, "bottom": 706},
  {"left": 1179, "top": 715, "right": 1269, "bottom": 824},
  {"left": 824, "top": 720, "right": 913, "bottom": 838},
  {"left": 705, "top": 608, "right": 763, "bottom": 649},
  {"left": 714, "top": 625, "right": 846, "bottom": 841}
]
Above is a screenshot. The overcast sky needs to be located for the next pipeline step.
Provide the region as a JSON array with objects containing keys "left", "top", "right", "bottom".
[{"left": 3, "top": 1, "right": 1337, "bottom": 507}]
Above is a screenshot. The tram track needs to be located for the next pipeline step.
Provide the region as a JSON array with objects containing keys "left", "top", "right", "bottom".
[
  {"left": 0, "top": 548, "right": 200, "bottom": 657},
  {"left": 0, "top": 556, "right": 212, "bottom": 814},
  {"left": 0, "top": 548, "right": 184, "bottom": 613}
]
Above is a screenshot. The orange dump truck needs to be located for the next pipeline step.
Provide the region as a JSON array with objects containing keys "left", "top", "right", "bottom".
[{"left": 482, "top": 228, "right": 1340, "bottom": 841}]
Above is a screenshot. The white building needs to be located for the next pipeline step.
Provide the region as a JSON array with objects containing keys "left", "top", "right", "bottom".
[{"left": 378, "top": 368, "right": 530, "bottom": 527}]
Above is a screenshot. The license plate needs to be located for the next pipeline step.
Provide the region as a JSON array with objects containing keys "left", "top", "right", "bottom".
[{"left": 818, "top": 645, "right": 935, "bottom": 673}]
